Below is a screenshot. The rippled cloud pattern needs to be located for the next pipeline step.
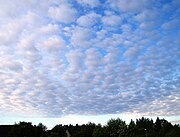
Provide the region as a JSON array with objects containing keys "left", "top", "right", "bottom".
[{"left": 0, "top": 0, "right": 179, "bottom": 118}]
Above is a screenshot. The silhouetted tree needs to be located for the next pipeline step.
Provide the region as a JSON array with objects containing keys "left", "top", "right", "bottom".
[
  {"left": 9, "top": 122, "right": 36, "bottom": 137},
  {"left": 49, "top": 124, "right": 66, "bottom": 137},
  {"left": 93, "top": 124, "right": 108, "bottom": 137},
  {"left": 165, "top": 124, "right": 180, "bottom": 137},
  {"left": 4, "top": 117, "right": 180, "bottom": 137},
  {"left": 36, "top": 123, "right": 47, "bottom": 137},
  {"left": 106, "top": 118, "right": 128, "bottom": 137},
  {"left": 128, "top": 119, "right": 136, "bottom": 137}
]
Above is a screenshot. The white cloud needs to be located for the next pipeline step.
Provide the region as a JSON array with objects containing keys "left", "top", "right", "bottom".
[
  {"left": 108, "top": 0, "right": 153, "bottom": 12},
  {"left": 41, "top": 36, "right": 66, "bottom": 51},
  {"left": 77, "top": 12, "right": 101, "bottom": 27},
  {"left": 0, "top": 19, "right": 24, "bottom": 44},
  {"left": 77, "top": 0, "right": 100, "bottom": 8},
  {"left": 70, "top": 26, "right": 93, "bottom": 47},
  {"left": 85, "top": 48, "right": 103, "bottom": 69},
  {"left": 66, "top": 49, "right": 85, "bottom": 73},
  {"left": 102, "top": 13, "right": 123, "bottom": 26},
  {"left": 48, "top": 3, "right": 77, "bottom": 23},
  {"left": 38, "top": 24, "right": 59, "bottom": 35},
  {"left": 0, "top": 0, "right": 36, "bottom": 17},
  {"left": 135, "top": 9, "right": 160, "bottom": 22},
  {"left": 0, "top": 57, "right": 22, "bottom": 72},
  {"left": 162, "top": 19, "right": 180, "bottom": 30},
  {"left": 139, "top": 21, "right": 157, "bottom": 30},
  {"left": 123, "top": 46, "right": 141, "bottom": 59}
]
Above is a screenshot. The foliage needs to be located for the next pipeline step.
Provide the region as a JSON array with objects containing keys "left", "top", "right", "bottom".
[
  {"left": 8, "top": 122, "right": 47, "bottom": 137},
  {"left": 106, "top": 118, "right": 127, "bottom": 137},
  {"left": 4, "top": 117, "right": 180, "bottom": 137}
]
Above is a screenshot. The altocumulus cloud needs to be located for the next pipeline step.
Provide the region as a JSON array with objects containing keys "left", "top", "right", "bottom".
[{"left": 0, "top": 0, "right": 179, "bottom": 118}]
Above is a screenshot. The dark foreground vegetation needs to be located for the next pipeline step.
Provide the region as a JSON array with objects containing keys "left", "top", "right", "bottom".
[{"left": 0, "top": 117, "right": 180, "bottom": 137}]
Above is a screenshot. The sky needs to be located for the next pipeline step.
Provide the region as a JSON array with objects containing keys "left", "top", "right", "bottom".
[{"left": 0, "top": 0, "right": 180, "bottom": 129}]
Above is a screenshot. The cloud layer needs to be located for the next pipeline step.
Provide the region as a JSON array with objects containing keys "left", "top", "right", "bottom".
[{"left": 0, "top": 0, "right": 179, "bottom": 118}]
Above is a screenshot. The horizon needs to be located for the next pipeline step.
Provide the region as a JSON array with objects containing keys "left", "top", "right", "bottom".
[
  {"left": 1, "top": 114, "right": 180, "bottom": 129},
  {"left": 0, "top": 0, "right": 179, "bottom": 130}
]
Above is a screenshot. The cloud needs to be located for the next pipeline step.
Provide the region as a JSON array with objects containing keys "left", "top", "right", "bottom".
[
  {"left": 135, "top": 9, "right": 160, "bottom": 22},
  {"left": 85, "top": 48, "right": 103, "bottom": 69},
  {"left": 48, "top": 3, "right": 77, "bottom": 23},
  {"left": 0, "top": 19, "right": 24, "bottom": 44},
  {"left": 76, "top": 0, "right": 100, "bottom": 8},
  {"left": 162, "top": 19, "right": 180, "bottom": 30},
  {"left": 40, "top": 36, "right": 66, "bottom": 51},
  {"left": 0, "top": 0, "right": 179, "bottom": 119},
  {"left": 70, "top": 26, "right": 93, "bottom": 47},
  {"left": 102, "top": 12, "right": 123, "bottom": 26},
  {"left": 108, "top": 0, "right": 154, "bottom": 12},
  {"left": 38, "top": 24, "right": 59, "bottom": 35},
  {"left": 77, "top": 12, "right": 101, "bottom": 27},
  {"left": 0, "top": 0, "right": 37, "bottom": 17},
  {"left": 0, "top": 57, "right": 22, "bottom": 72}
]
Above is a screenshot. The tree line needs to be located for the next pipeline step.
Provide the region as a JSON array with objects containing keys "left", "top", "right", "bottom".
[{"left": 3, "top": 117, "right": 180, "bottom": 137}]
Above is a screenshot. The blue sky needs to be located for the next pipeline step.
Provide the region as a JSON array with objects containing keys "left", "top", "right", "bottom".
[{"left": 0, "top": 0, "right": 179, "bottom": 129}]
